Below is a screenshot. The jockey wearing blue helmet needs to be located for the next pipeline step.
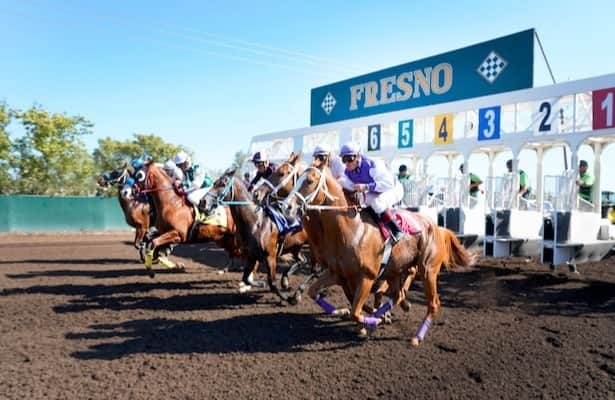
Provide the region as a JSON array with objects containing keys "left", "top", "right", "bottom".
[{"left": 338, "top": 141, "right": 404, "bottom": 242}]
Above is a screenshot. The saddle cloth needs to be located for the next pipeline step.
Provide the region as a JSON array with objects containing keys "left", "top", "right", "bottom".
[
  {"left": 196, "top": 205, "right": 228, "bottom": 228},
  {"left": 264, "top": 204, "right": 302, "bottom": 235},
  {"left": 376, "top": 209, "right": 423, "bottom": 240}
]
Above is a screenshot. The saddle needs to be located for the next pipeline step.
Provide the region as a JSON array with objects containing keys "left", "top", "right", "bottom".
[{"left": 366, "top": 208, "right": 423, "bottom": 241}]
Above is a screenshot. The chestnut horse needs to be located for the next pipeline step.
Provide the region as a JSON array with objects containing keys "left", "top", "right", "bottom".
[
  {"left": 283, "top": 164, "right": 475, "bottom": 346},
  {"left": 133, "top": 161, "right": 239, "bottom": 276},
  {"left": 203, "top": 170, "right": 310, "bottom": 303},
  {"left": 98, "top": 166, "right": 150, "bottom": 251}
]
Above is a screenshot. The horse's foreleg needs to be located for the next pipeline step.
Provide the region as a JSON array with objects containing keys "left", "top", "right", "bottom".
[
  {"left": 133, "top": 227, "right": 144, "bottom": 249},
  {"left": 265, "top": 255, "right": 289, "bottom": 302},
  {"left": 145, "top": 231, "right": 183, "bottom": 274},
  {"left": 308, "top": 269, "right": 348, "bottom": 316},
  {"left": 411, "top": 267, "right": 440, "bottom": 347},
  {"left": 351, "top": 276, "right": 378, "bottom": 329}
]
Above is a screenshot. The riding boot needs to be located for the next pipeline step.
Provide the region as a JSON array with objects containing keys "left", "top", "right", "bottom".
[{"left": 380, "top": 209, "right": 404, "bottom": 243}]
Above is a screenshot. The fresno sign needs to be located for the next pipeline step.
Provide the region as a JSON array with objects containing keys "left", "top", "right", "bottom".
[
  {"left": 349, "top": 62, "right": 453, "bottom": 111},
  {"left": 310, "top": 29, "right": 534, "bottom": 126}
]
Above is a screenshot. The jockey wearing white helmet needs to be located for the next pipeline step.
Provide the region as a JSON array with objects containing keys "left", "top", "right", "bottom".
[
  {"left": 338, "top": 141, "right": 404, "bottom": 242},
  {"left": 172, "top": 150, "right": 213, "bottom": 208},
  {"left": 312, "top": 143, "right": 345, "bottom": 179}
]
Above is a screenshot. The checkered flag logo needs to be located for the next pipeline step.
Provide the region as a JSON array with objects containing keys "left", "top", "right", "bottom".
[
  {"left": 477, "top": 51, "right": 508, "bottom": 84},
  {"left": 321, "top": 92, "right": 336, "bottom": 115}
]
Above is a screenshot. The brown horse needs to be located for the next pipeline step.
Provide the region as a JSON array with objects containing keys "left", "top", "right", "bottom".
[
  {"left": 283, "top": 164, "right": 475, "bottom": 346},
  {"left": 133, "top": 161, "right": 240, "bottom": 276},
  {"left": 97, "top": 166, "right": 150, "bottom": 251},
  {"left": 203, "top": 169, "right": 310, "bottom": 303}
]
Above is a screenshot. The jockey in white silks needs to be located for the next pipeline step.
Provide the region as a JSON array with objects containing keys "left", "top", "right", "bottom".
[
  {"left": 312, "top": 143, "right": 345, "bottom": 179},
  {"left": 337, "top": 141, "right": 404, "bottom": 242},
  {"left": 172, "top": 150, "right": 213, "bottom": 208},
  {"left": 163, "top": 160, "right": 184, "bottom": 181}
]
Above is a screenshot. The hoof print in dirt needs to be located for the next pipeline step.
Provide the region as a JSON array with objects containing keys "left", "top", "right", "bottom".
[
  {"left": 546, "top": 336, "right": 562, "bottom": 348},
  {"left": 468, "top": 370, "right": 483, "bottom": 383}
]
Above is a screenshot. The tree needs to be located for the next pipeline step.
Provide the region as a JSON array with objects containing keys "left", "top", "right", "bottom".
[
  {"left": 92, "top": 133, "right": 186, "bottom": 173},
  {"left": 0, "top": 103, "right": 13, "bottom": 193},
  {"left": 12, "top": 106, "right": 95, "bottom": 195},
  {"left": 231, "top": 150, "right": 248, "bottom": 172}
]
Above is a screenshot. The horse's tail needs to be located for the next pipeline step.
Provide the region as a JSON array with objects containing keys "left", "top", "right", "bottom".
[{"left": 441, "top": 227, "right": 476, "bottom": 270}]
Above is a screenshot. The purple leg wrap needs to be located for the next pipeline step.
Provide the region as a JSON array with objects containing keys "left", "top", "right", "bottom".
[
  {"left": 372, "top": 299, "right": 393, "bottom": 319},
  {"left": 315, "top": 294, "right": 336, "bottom": 314},
  {"left": 363, "top": 316, "right": 380, "bottom": 327},
  {"left": 415, "top": 317, "right": 432, "bottom": 341}
]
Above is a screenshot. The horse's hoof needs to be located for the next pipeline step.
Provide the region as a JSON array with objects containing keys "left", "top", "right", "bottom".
[
  {"left": 293, "top": 292, "right": 302, "bottom": 304},
  {"left": 410, "top": 337, "right": 420, "bottom": 347},
  {"left": 239, "top": 284, "right": 252, "bottom": 293},
  {"left": 175, "top": 262, "right": 185, "bottom": 271},
  {"left": 383, "top": 313, "right": 393, "bottom": 325},
  {"left": 400, "top": 300, "right": 411, "bottom": 312},
  {"left": 333, "top": 308, "right": 350, "bottom": 318},
  {"left": 146, "top": 269, "right": 155, "bottom": 279},
  {"left": 281, "top": 276, "right": 290, "bottom": 290},
  {"left": 358, "top": 327, "right": 369, "bottom": 338}
]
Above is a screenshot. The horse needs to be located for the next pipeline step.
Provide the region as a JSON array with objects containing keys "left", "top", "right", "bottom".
[
  {"left": 202, "top": 169, "right": 311, "bottom": 303},
  {"left": 283, "top": 163, "right": 476, "bottom": 346},
  {"left": 132, "top": 161, "right": 240, "bottom": 276},
  {"left": 97, "top": 166, "right": 150, "bottom": 251}
]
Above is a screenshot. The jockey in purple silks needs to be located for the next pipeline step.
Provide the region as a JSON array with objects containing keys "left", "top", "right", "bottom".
[
  {"left": 248, "top": 151, "right": 276, "bottom": 191},
  {"left": 338, "top": 141, "right": 404, "bottom": 242}
]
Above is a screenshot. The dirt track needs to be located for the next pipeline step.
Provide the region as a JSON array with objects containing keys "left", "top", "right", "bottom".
[{"left": 1, "top": 232, "right": 614, "bottom": 399}]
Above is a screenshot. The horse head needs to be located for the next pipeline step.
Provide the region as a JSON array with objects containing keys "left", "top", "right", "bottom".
[
  {"left": 120, "top": 176, "right": 137, "bottom": 200},
  {"left": 283, "top": 164, "right": 340, "bottom": 220},
  {"left": 252, "top": 152, "right": 303, "bottom": 204},
  {"left": 202, "top": 169, "right": 238, "bottom": 214},
  {"left": 97, "top": 164, "right": 130, "bottom": 187}
]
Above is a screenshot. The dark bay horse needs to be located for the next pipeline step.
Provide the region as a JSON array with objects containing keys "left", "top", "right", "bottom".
[
  {"left": 133, "top": 161, "right": 240, "bottom": 276},
  {"left": 98, "top": 166, "right": 150, "bottom": 250},
  {"left": 203, "top": 169, "right": 310, "bottom": 303},
  {"left": 283, "top": 164, "right": 476, "bottom": 346}
]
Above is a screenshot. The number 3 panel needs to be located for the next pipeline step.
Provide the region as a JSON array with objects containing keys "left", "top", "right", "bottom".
[{"left": 478, "top": 106, "right": 501, "bottom": 141}]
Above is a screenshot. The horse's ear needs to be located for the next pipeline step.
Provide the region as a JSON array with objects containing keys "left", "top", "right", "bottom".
[
  {"left": 224, "top": 168, "right": 236, "bottom": 177},
  {"left": 322, "top": 155, "right": 330, "bottom": 169},
  {"left": 290, "top": 151, "right": 301, "bottom": 165}
]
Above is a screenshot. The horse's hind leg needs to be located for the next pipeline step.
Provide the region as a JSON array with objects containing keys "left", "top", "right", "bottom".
[{"left": 411, "top": 266, "right": 441, "bottom": 347}]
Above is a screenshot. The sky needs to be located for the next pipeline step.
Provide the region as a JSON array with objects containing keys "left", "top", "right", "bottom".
[{"left": 1, "top": 0, "right": 614, "bottom": 188}]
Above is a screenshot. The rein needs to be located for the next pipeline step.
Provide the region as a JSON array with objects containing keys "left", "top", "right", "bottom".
[
  {"left": 252, "top": 161, "right": 298, "bottom": 201},
  {"left": 212, "top": 176, "right": 253, "bottom": 206}
]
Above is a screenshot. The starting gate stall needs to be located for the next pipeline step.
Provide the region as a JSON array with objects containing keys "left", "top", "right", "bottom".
[
  {"left": 483, "top": 176, "right": 544, "bottom": 258},
  {"left": 432, "top": 176, "right": 484, "bottom": 248},
  {"left": 541, "top": 174, "right": 615, "bottom": 271},
  {"left": 247, "top": 29, "right": 615, "bottom": 266},
  {"left": 400, "top": 175, "right": 440, "bottom": 224}
]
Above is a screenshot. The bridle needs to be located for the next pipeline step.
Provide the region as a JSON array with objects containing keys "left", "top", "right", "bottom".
[
  {"left": 283, "top": 167, "right": 356, "bottom": 212},
  {"left": 251, "top": 161, "right": 298, "bottom": 202}
]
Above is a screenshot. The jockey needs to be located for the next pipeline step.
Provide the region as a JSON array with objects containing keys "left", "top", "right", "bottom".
[
  {"left": 173, "top": 150, "right": 213, "bottom": 208},
  {"left": 338, "top": 141, "right": 404, "bottom": 242},
  {"left": 248, "top": 151, "right": 276, "bottom": 191},
  {"left": 312, "top": 144, "right": 345, "bottom": 179},
  {"left": 163, "top": 159, "right": 184, "bottom": 181}
]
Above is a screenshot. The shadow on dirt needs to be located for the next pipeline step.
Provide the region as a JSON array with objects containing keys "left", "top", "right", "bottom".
[
  {"left": 1, "top": 258, "right": 138, "bottom": 266},
  {"left": 412, "top": 263, "right": 615, "bottom": 318},
  {"left": 67, "top": 313, "right": 372, "bottom": 359}
]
